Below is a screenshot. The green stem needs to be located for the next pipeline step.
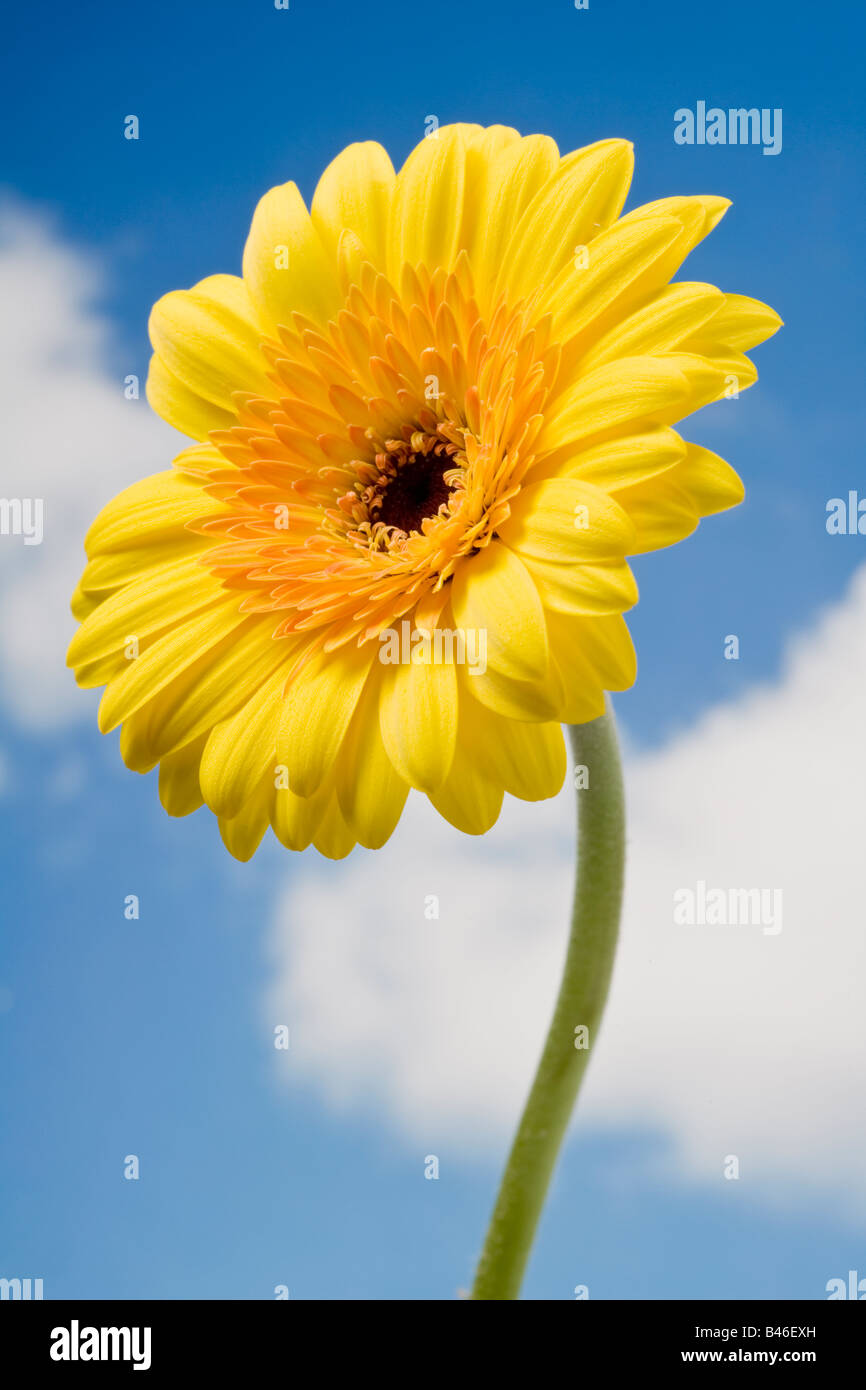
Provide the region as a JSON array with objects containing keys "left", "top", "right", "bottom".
[{"left": 470, "top": 701, "right": 626, "bottom": 1300}]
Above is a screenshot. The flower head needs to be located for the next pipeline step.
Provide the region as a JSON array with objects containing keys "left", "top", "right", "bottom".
[{"left": 68, "top": 125, "right": 780, "bottom": 859}]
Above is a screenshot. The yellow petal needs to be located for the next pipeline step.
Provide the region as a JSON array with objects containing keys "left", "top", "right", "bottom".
[
  {"left": 651, "top": 351, "right": 734, "bottom": 420},
  {"left": 84, "top": 464, "right": 226, "bottom": 557},
  {"left": 536, "top": 426, "right": 686, "bottom": 492},
  {"left": 97, "top": 597, "right": 247, "bottom": 733},
  {"left": 75, "top": 628, "right": 169, "bottom": 691},
  {"left": 451, "top": 542, "right": 548, "bottom": 681},
  {"left": 563, "top": 195, "right": 729, "bottom": 333},
  {"left": 524, "top": 555, "right": 638, "bottom": 616},
  {"left": 616, "top": 194, "right": 730, "bottom": 281},
  {"left": 71, "top": 583, "right": 100, "bottom": 623},
  {"left": 218, "top": 775, "right": 272, "bottom": 862},
  {"left": 311, "top": 793, "right": 358, "bottom": 860},
  {"left": 614, "top": 473, "right": 700, "bottom": 553},
  {"left": 539, "top": 355, "right": 697, "bottom": 454},
  {"left": 131, "top": 619, "right": 293, "bottom": 765},
  {"left": 148, "top": 274, "right": 273, "bottom": 413},
  {"left": 146, "top": 352, "right": 235, "bottom": 441},
  {"left": 66, "top": 556, "right": 227, "bottom": 670},
  {"left": 387, "top": 124, "right": 475, "bottom": 277},
  {"left": 120, "top": 709, "right": 159, "bottom": 773},
  {"left": 460, "top": 125, "right": 523, "bottom": 264},
  {"left": 672, "top": 444, "right": 745, "bottom": 516},
  {"left": 579, "top": 282, "right": 726, "bottom": 369},
  {"left": 379, "top": 644, "right": 458, "bottom": 793},
  {"left": 545, "top": 216, "right": 685, "bottom": 344},
  {"left": 698, "top": 292, "right": 783, "bottom": 351},
  {"left": 200, "top": 666, "right": 287, "bottom": 818},
  {"left": 548, "top": 611, "right": 636, "bottom": 718},
  {"left": 158, "top": 735, "right": 207, "bottom": 817},
  {"left": 549, "top": 352, "right": 732, "bottom": 445},
  {"left": 462, "top": 659, "right": 562, "bottom": 723},
  {"left": 484, "top": 718, "right": 566, "bottom": 802},
  {"left": 242, "top": 181, "right": 341, "bottom": 334},
  {"left": 469, "top": 133, "right": 560, "bottom": 300},
  {"left": 495, "top": 140, "right": 634, "bottom": 304},
  {"left": 457, "top": 681, "right": 567, "bottom": 800},
  {"left": 271, "top": 778, "right": 330, "bottom": 852},
  {"left": 498, "top": 478, "right": 635, "bottom": 563},
  {"left": 336, "top": 672, "right": 409, "bottom": 849},
  {"left": 278, "top": 641, "right": 374, "bottom": 796},
  {"left": 311, "top": 141, "right": 396, "bottom": 268},
  {"left": 429, "top": 756, "right": 504, "bottom": 836},
  {"left": 679, "top": 346, "right": 758, "bottom": 396},
  {"left": 79, "top": 540, "right": 208, "bottom": 599}
]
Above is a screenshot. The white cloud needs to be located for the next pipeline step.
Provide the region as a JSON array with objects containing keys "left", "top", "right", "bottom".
[
  {"left": 0, "top": 202, "right": 182, "bottom": 727},
  {"left": 269, "top": 567, "right": 866, "bottom": 1218}
]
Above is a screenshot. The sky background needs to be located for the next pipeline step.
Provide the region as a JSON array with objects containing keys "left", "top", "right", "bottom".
[{"left": 1, "top": 0, "right": 865, "bottom": 1299}]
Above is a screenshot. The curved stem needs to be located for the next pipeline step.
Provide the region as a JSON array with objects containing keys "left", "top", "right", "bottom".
[{"left": 470, "top": 702, "right": 626, "bottom": 1300}]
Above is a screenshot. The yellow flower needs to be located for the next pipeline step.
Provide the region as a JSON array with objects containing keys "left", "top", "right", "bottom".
[{"left": 67, "top": 124, "right": 781, "bottom": 860}]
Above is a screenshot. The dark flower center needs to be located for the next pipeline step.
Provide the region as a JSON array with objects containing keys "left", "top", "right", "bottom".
[{"left": 374, "top": 451, "right": 453, "bottom": 534}]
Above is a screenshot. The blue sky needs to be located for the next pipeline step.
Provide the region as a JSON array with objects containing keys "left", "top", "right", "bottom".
[{"left": 1, "top": 0, "right": 864, "bottom": 1298}]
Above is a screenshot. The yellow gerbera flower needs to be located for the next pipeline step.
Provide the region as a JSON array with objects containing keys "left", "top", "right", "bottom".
[{"left": 67, "top": 124, "right": 781, "bottom": 861}]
